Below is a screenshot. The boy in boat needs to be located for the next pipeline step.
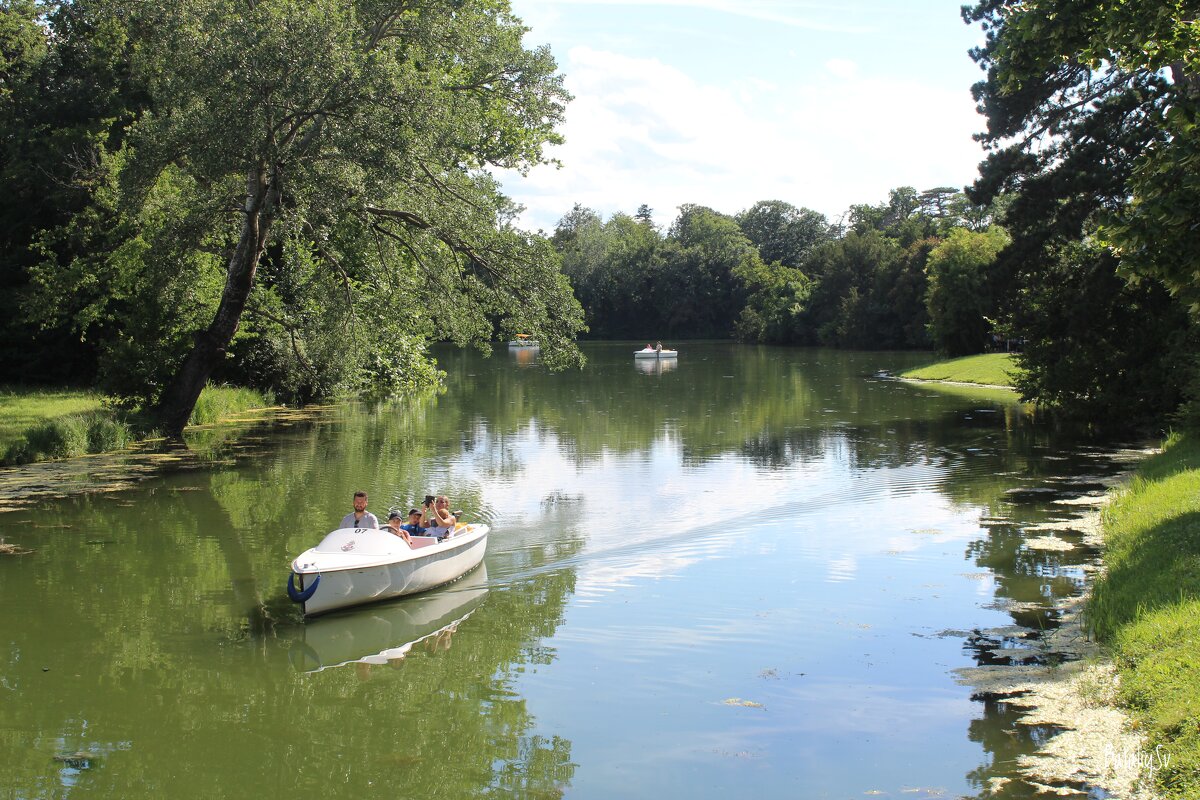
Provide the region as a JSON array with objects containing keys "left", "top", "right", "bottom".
[
  {"left": 400, "top": 509, "right": 427, "bottom": 537},
  {"left": 340, "top": 491, "right": 380, "bottom": 529}
]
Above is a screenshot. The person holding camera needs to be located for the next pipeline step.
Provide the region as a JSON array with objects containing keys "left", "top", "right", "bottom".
[{"left": 421, "top": 494, "right": 457, "bottom": 535}]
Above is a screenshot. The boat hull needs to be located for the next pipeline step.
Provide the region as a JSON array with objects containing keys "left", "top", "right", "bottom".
[
  {"left": 634, "top": 349, "right": 678, "bottom": 359},
  {"left": 289, "top": 525, "right": 488, "bottom": 616}
]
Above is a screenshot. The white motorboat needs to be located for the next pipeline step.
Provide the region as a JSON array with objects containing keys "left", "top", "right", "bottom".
[
  {"left": 287, "top": 564, "right": 489, "bottom": 672},
  {"left": 287, "top": 523, "right": 489, "bottom": 616},
  {"left": 508, "top": 334, "right": 539, "bottom": 348},
  {"left": 634, "top": 347, "right": 678, "bottom": 359}
]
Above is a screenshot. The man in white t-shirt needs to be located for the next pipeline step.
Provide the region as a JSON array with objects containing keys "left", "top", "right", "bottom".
[{"left": 340, "top": 491, "right": 380, "bottom": 529}]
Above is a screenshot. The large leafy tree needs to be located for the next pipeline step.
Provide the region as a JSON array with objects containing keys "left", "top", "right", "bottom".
[
  {"left": 0, "top": 0, "right": 146, "bottom": 379},
  {"left": 25, "top": 0, "right": 584, "bottom": 435},
  {"left": 732, "top": 257, "right": 812, "bottom": 345},
  {"left": 660, "top": 204, "right": 760, "bottom": 338},
  {"left": 553, "top": 205, "right": 663, "bottom": 338},
  {"left": 734, "top": 200, "right": 830, "bottom": 269},
  {"left": 964, "top": 0, "right": 1200, "bottom": 424},
  {"left": 1005, "top": 241, "right": 1192, "bottom": 424},
  {"left": 552, "top": 203, "right": 761, "bottom": 340},
  {"left": 965, "top": 0, "right": 1200, "bottom": 308},
  {"left": 925, "top": 226, "right": 1010, "bottom": 357},
  {"left": 801, "top": 230, "right": 905, "bottom": 348}
]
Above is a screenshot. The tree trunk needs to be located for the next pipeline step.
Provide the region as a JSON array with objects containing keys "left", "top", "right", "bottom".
[
  {"left": 1171, "top": 62, "right": 1200, "bottom": 102},
  {"left": 153, "top": 165, "right": 278, "bottom": 437}
]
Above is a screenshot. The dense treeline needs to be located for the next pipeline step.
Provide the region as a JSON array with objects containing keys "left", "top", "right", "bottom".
[
  {"left": 5, "top": 0, "right": 1200, "bottom": 434},
  {"left": 554, "top": 171, "right": 1197, "bottom": 428},
  {"left": 553, "top": 189, "right": 1006, "bottom": 355},
  {"left": 552, "top": 0, "right": 1200, "bottom": 431}
]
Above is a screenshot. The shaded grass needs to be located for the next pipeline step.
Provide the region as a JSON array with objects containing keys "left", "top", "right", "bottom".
[
  {"left": 1, "top": 384, "right": 272, "bottom": 466},
  {"left": 1088, "top": 433, "right": 1200, "bottom": 797},
  {"left": 899, "top": 353, "right": 1020, "bottom": 387}
]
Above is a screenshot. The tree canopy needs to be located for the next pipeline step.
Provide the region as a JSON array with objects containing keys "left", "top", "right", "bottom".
[
  {"left": 964, "top": 0, "right": 1200, "bottom": 425},
  {"left": 3, "top": 0, "right": 585, "bottom": 435}
]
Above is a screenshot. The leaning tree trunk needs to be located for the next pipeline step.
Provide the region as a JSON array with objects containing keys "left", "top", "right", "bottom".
[{"left": 154, "top": 165, "right": 279, "bottom": 437}]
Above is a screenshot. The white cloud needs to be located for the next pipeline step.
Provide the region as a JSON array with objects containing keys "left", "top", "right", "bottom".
[
  {"left": 514, "top": 0, "right": 874, "bottom": 33},
  {"left": 501, "top": 44, "right": 986, "bottom": 231},
  {"left": 824, "top": 58, "right": 858, "bottom": 80}
]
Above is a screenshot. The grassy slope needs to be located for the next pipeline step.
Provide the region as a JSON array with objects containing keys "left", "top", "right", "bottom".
[
  {"left": 0, "top": 384, "right": 272, "bottom": 465},
  {"left": 1089, "top": 434, "right": 1200, "bottom": 796},
  {"left": 0, "top": 386, "right": 105, "bottom": 452},
  {"left": 899, "top": 353, "right": 1019, "bottom": 387}
]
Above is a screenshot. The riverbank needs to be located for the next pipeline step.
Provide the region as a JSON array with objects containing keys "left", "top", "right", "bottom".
[
  {"left": 0, "top": 387, "right": 104, "bottom": 453},
  {"left": 956, "top": 433, "right": 1200, "bottom": 797},
  {"left": 1088, "top": 433, "right": 1200, "bottom": 797},
  {"left": 955, "top": 496, "right": 1156, "bottom": 798},
  {"left": 0, "top": 384, "right": 273, "bottom": 466},
  {"left": 899, "top": 352, "right": 1019, "bottom": 389}
]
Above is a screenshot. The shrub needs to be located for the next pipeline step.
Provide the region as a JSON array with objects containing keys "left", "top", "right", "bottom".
[{"left": 2, "top": 412, "right": 133, "bottom": 465}]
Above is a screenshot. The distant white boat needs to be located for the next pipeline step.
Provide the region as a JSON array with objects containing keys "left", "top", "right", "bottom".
[
  {"left": 287, "top": 524, "right": 488, "bottom": 616},
  {"left": 508, "top": 335, "right": 539, "bottom": 348},
  {"left": 634, "top": 346, "right": 678, "bottom": 359}
]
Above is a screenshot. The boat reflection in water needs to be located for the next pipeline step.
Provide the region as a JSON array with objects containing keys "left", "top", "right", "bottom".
[
  {"left": 509, "top": 345, "right": 539, "bottom": 367},
  {"left": 635, "top": 356, "right": 678, "bottom": 375},
  {"left": 288, "top": 563, "right": 488, "bottom": 673}
]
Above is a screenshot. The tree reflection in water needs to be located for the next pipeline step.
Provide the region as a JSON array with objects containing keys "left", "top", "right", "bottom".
[{"left": 0, "top": 343, "right": 1138, "bottom": 798}]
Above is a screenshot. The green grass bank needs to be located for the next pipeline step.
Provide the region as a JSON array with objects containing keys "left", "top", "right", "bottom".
[
  {"left": 0, "top": 387, "right": 105, "bottom": 453},
  {"left": 1088, "top": 433, "right": 1200, "bottom": 796},
  {"left": 0, "top": 384, "right": 272, "bottom": 466},
  {"left": 899, "top": 352, "right": 1019, "bottom": 387}
]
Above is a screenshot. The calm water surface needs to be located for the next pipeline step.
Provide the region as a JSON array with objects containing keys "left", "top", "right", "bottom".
[{"left": 0, "top": 344, "right": 1132, "bottom": 799}]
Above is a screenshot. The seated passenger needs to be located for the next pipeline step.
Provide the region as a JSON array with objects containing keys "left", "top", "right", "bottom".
[
  {"left": 340, "top": 490, "right": 380, "bottom": 530},
  {"left": 421, "top": 494, "right": 457, "bottom": 536},
  {"left": 400, "top": 509, "right": 427, "bottom": 536},
  {"left": 383, "top": 510, "right": 413, "bottom": 544}
]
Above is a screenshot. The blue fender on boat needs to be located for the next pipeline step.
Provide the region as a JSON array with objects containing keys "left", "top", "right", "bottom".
[{"left": 287, "top": 572, "right": 320, "bottom": 603}]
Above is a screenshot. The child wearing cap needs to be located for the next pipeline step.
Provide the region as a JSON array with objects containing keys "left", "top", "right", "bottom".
[{"left": 383, "top": 509, "right": 413, "bottom": 544}]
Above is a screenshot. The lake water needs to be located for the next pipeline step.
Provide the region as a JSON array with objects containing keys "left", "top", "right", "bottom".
[{"left": 0, "top": 343, "right": 1135, "bottom": 799}]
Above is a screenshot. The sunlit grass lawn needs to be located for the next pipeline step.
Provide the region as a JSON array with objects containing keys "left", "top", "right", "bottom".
[
  {"left": 0, "top": 384, "right": 272, "bottom": 465},
  {"left": 899, "top": 353, "right": 1019, "bottom": 387},
  {"left": 1088, "top": 434, "right": 1200, "bottom": 797},
  {"left": 0, "top": 386, "right": 105, "bottom": 452}
]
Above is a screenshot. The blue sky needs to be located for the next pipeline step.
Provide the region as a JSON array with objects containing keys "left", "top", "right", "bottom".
[{"left": 498, "top": 0, "right": 990, "bottom": 232}]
